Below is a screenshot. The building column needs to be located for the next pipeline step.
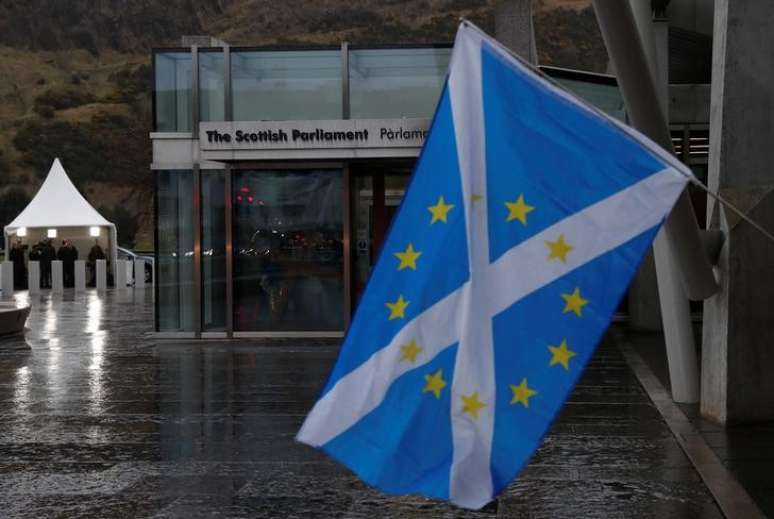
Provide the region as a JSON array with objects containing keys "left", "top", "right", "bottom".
[
  {"left": 495, "top": 0, "right": 538, "bottom": 64},
  {"left": 702, "top": 0, "right": 774, "bottom": 423}
]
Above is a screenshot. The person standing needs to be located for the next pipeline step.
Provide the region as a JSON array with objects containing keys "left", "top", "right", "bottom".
[
  {"left": 9, "top": 239, "right": 27, "bottom": 290},
  {"left": 41, "top": 239, "right": 54, "bottom": 289},
  {"left": 87, "top": 239, "right": 105, "bottom": 287},
  {"left": 28, "top": 242, "right": 41, "bottom": 272},
  {"left": 58, "top": 240, "right": 78, "bottom": 288}
]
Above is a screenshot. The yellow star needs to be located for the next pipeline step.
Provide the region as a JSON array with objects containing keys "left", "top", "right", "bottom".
[
  {"left": 510, "top": 378, "right": 537, "bottom": 407},
  {"left": 471, "top": 193, "right": 483, "bottom": 204},
  {"left": 546, "top": 235, "right": 573, "bottom": 263},
  {"left": 505, "top": 194, "right": 535, "bottom": 225},
  {"left": 561, "top": 287, "right": 589, "bottom": 317},
  {"left": 423, "top": 369, "right": 447, "bottom": 399},
  {"left": 394, "top": 243, "right": 422, "bottom": 271},
  {"left": 461, "top": 392, "right": 487, "bottom": 419},
  {"left": 400, "top": 339, "right": 423, "bottom": 364},
  {"left": 385, "top": 295, "right": 409, "bottom": 320},
  {"left": 548, "top": 339, "right": 576, "bottom": 370},
  {"left": 428, "top": 196, "right": 455, "bottom": 224}
]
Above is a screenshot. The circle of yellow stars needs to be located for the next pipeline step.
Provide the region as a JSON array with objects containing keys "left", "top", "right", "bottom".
[{"left": 384, "top": 190, "right": 589, "bottom": 420}]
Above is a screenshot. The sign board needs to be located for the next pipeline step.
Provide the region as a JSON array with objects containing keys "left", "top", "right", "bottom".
[{"left": 199, "top": 119, "right": 431, "bottom": 152}]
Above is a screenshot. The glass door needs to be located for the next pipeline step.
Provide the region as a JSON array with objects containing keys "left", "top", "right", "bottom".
[
  {"left": 351, "top": 164, "right": 412, "bottom": 305},
  {"left": 231, "top": 169, "right": 345, "bottom": 332}
]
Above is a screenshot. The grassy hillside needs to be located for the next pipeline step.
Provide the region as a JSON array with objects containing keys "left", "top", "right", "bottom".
[{"left": 0, "top": 0, "right": 604, "bottom": 249}]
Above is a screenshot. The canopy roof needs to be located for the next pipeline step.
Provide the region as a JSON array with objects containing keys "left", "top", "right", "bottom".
[{"left": 5, "top": 158, "right": 113, "bottom": 230}]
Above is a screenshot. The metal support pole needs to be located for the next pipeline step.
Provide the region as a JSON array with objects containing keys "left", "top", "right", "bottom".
[
  {"left": 593, "top": 0, "right": 717, "bottom": 301},
  {"left": 593, "top": 0, "right": 708, "bottom": 403},
  {"left": 193, "top": 164, "right": 202, "bottom": 338},
  {"left": 341, "top": 41, "right": 350, "bottom": 119},
  {"left": 224, "top": 45, "right": 232, "bottom": 121},
  {"left": 225, "top": 164, "right": 234, "bottom": 338}
]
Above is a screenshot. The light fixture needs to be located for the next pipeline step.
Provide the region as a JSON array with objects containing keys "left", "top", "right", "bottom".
[
  {"left": 90, "top": 226, "right": 100, "bottom": 237},
  {"left": 16, "top": 227, "right": 27, "bottom": 237},
  {"left": 47, "top": 229, "right": 57, "bottom": 238}
]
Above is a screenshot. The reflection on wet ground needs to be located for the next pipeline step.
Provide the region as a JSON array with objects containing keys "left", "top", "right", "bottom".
[
  {"left": 0, "top": 290, "right": 723, "bottom": 518},
  {"left": 632, "top": 331, "right": 774, "bottom": 517}
]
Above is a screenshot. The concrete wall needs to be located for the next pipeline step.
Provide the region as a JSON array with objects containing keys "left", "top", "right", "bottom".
[{"left": 702, "top": 0, "right": 774, "bottom": 423}]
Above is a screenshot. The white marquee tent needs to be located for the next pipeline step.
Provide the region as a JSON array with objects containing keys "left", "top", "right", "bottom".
[{"left": 3, "top": 158, "right": 118, "bottom": 277}]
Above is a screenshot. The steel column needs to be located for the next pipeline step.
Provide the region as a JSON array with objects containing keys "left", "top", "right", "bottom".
[
  {"left": 224, "top": 45, "right": 233, "bottom": 121},
  {"left": 343, "top": 164, "right": 352, "bottom": 326},
  {"left": 341, "top": 42, "right": 350, "bottom": 119},
  {"left": 193, "top": 164, "right": 202, "bottom": 338},
  {"left": 191, "top": 45, "right": 200, "bottom": 135},
  {"left": 225, "top": 164, "right": 234, "bottom": 337}
]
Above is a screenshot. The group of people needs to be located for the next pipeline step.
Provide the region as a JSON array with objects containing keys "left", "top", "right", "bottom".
[{"left": 8, "top": 239, "right": 106, "bottom": 289}]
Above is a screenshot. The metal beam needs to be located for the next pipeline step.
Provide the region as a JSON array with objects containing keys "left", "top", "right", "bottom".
[
  {"left": 593, "top": 0, "right": 718, "bottom": 301},
  {"left": 193, "top": 163, "right": 202, "bottom": 339},
  {"left": 341, "top": 42, "right": 350, "bottom": 119}
]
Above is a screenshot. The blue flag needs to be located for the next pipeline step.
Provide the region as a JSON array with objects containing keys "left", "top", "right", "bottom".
[{"left": 298, "top": 22, "right": 690, "bottom": 509}]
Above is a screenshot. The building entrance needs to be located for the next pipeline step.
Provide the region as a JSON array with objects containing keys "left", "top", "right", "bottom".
[{"left": 351, "top": 163, "right": 412, "bottom": 304}]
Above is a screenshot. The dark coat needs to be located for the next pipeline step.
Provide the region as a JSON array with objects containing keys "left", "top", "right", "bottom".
[
  {"left": 88, "top": 245, "right": 106, "bottom": 263},
  {"left": 42, "top": 244, "right": 55, "bottom": 264},
  {"left": 28, "top": 246, "right": 41, "bottom": 262},
  {"left": 57, "top": 245, "right": 78, "bottom": 265}
]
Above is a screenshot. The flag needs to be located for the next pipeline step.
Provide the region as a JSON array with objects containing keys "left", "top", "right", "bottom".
[{"left": 297, "top": 21, "right": 691, "bottom": 509}]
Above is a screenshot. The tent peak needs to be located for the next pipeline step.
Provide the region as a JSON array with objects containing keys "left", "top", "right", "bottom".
[{"left": 5, "top": 158, "right": 113, "bottom": 230}]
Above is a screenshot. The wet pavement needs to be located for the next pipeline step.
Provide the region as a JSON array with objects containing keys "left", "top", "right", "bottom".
[
  {"left": 633, "top": 331, "right": 774, "bottom": 517},
  {"left": 0, "top": 289, "right": 725, "bottom": 518}
]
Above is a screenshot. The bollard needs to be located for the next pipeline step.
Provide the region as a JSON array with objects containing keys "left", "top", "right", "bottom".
[
  {"left": 28, "top": 261, "right": 40, "bottom": 294},
  {"left": 134, "top": 259, "right": 146, "bottom": 289},
  {"left": 96, "top": 259, "right": 106, "bottom": 292},
  {"left": 52, "top": 260, "right": 64, "bottom": 293},
  {"left": 74, "top": 260, "right": 86, "bottom": 292},
  {"left": 1, "top": 261, "right": 13, "bottom": 298},
  {"left": 115, "top": 259, "right": 127, "bottom": 289}
]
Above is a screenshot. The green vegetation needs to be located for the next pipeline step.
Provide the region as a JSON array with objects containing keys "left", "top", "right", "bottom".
[
  {"left": 108, "top": 64, "right": 151, "bottom": 105},
  {"left": 309, "top": 7, "right": 382, "bottom": 33},
  {"left": 34, "top": 88, "right": 96, "bottom": 116},
  {"left": 0, "top": 188, "right": 31, "bottom": 248},
  {"left": 13, "top": 113, "right": 150, "bottom": 188},
  {"left": 100, "top": 205, "right": 139, "bottom": 247}
]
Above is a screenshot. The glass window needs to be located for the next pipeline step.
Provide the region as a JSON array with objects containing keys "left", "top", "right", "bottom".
[
  {"left": 349, "top": 48, "right": 451, "bottom": 119},
  {"left": 233, "top": 170, "right": 344, "bottom": 331},
  {"left": 199, "top": 50, "right": 225, "bottom": 123},
  {"left": 157, "top": 170, "right": 195, "bottom": 332},
  {"left": 553, "top": 78, "right": 626, "bottom": 121},
  {"left": 201, "top": 171, "right": 227, "bottom": 331},
  {"left": 231, "top": 50, "right": 342, "bottom": 121},
  {"left": 155, "top": 52, "right": 193, "bottom": 132}
]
